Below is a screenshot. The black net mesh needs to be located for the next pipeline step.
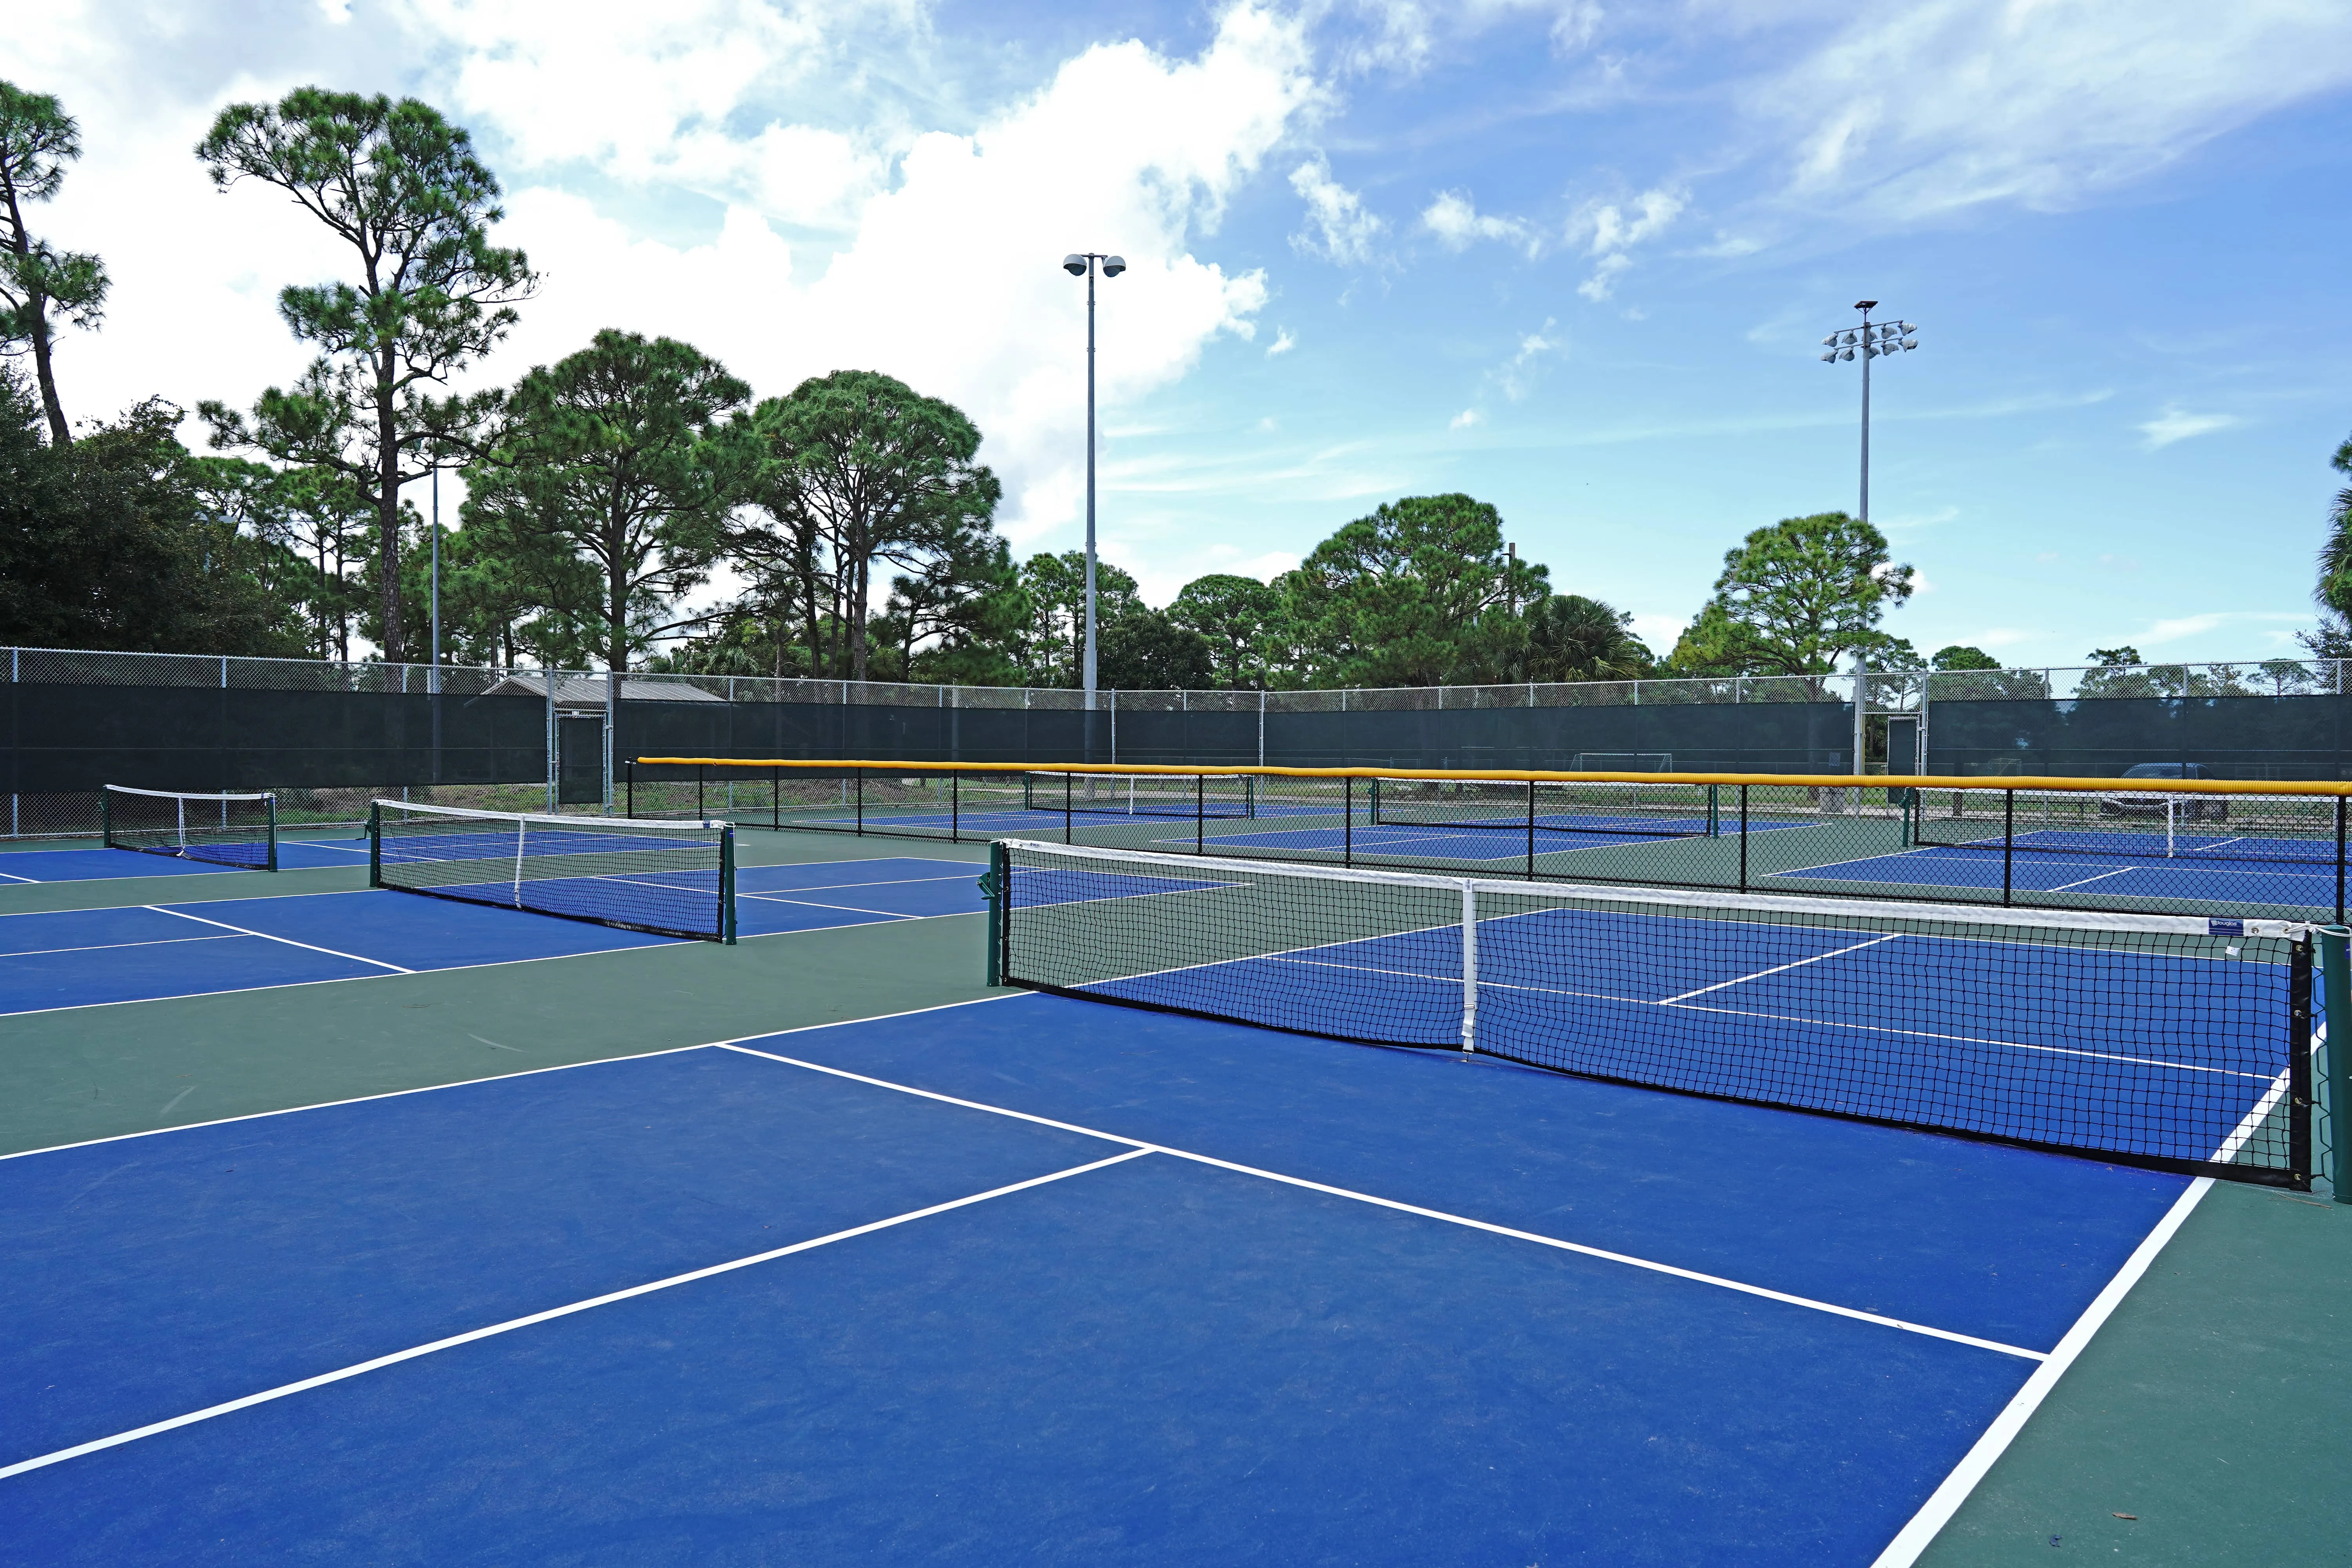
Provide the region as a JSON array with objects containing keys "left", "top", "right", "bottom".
[
  {"left": 102, "top": 786, "right": 275, "bottom": 870},
  {"left": 372, "top": 801, "right": 733, "bottom": 941},
  {"left": 998, "top": 839, "right": 2314, "bottom": 1187}
]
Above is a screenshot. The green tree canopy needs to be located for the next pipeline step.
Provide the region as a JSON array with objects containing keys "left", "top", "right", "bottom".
[
  {"left": 1020, "top": 550, "right": 1141, "bottom": 686},
  {"left": 1281, "top": 493, "right": 1546, "bottom": 686},
  {"left": 0, "top": 81, "right": 109, "bottom": 446},
  {"left": 1668, "top": 511, "right": 1914, "bottom": 680},
  {"left": 1524, "top": 594, "right": 1651, "bottom": 682},
  {"left": 726, "top": 370, "right": 1000, "bottom": 683},
  {"left": 197, "top": 88, "right": 538, "bottom": 660},
  {"left": 2300, "top": 430, "right": 2352, "bottom": 660},
  {"left": 1098, "top": 608, "right": 1214, "bottom": 690},
  {"left": 464, "top": 330, "right": 748, "bottom": 672},
  {"left": 1930, "top": 645, "right": 2002, "bottom": 670},
  {"left": 1169, "top": 573, "right": 1282, "bottom": 688},
  {"left": 0, "top": 372, "right": 308, "bottom": 653}
]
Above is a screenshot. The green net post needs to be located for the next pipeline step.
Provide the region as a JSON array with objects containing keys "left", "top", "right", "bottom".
[
  {"left": 2323, "top": 926, "right": 2352, "bottom": 1203},
  {"left": 265, "top": 793, "right": 278, "bottom": 872},
  {"left": 719, "top": 824, "right": 737, "bottom": 946},
  {"left": 367, "top": 801, "right": 382, "bottom": 887},
  {"left": 982, "top": 840, "right": 1007, "bottom": 986},
  {"left": 1706, "top": 783, "right": 1720, "bottom": 837}
]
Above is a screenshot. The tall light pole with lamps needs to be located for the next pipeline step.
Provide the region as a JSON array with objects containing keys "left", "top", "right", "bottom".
[
  {"left": 1820, "top": 301, "right": 1919, "bottom": 781},
  {"left": 1062, "top": 251, "right": 1125, "bottom": 716}
]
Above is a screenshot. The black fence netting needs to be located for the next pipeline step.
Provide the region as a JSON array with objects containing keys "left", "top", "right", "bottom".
[
  {"left": 2, "top": 684, "right": 549, "bottom": 795},
  {"left": 1926, "top": 694, "right": 2352, "bottom": 781}
]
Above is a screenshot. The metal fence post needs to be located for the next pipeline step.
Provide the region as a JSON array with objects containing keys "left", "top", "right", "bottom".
[{"left": 2002, "top": 789, "right": 2016, "bottom": 907}]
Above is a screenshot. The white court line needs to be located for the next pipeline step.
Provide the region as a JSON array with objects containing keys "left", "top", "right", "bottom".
[
  {"left": 0, "top": 933, "right": 239, "bottom": 962},
  {"left": 143, "top": 906, "right": 414, "bottom": 974},
  {"left": 0, "top": 1147, "right": 1152, "bottom": 1483},
  {"left": 0, "top": 897, "right": 986, "bottom": 1022},
  {"left": 1659, "top": 933, "right": 1902, "bottom": 1004},
  {"left": 2047, "top": 867, "right": 2140, "bottom": 893},
  {"left": 0, "top": 868, "right": 39, "bottom": 884},
  {"left": 739, "top": 872, "right": 977, "bottom": 895},
  {"left": 722, "top": 1044, "right": 2046, "bottom": 1363},
  {"left": 1867, "top": 1177, "right": 2213, "bottom": 1567},
  {"left": 0, "top": 994, "right": 1022, "bottom": 1162},
  {"left": 739, "top": 893, "right": 922, "bottom": 920}
]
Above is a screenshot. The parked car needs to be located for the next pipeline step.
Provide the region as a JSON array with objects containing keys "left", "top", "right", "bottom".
[{"left": 2099, "top": 762, "right": 2228, "bottom": 820}]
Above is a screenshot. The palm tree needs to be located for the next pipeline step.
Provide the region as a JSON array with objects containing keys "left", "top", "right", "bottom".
[
  {"left": 1524, "top": 594, "right": 1652, "bottom": 682},
  {"left": 2303, "top": 433, "right": 2352, "bottom": 660}
]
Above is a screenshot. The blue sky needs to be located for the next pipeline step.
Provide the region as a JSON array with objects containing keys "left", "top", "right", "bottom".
[{"left": 19, "top": 0, "right": 2352, "bottom": 669}]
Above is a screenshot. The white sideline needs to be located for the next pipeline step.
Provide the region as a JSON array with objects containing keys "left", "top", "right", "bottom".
[
  {"left": 0, "top": 1147, "right": 1152, "bottom": 1482},
  {"left": 1866, "top": 1177, "right": 2212, "bottom": 1567}
]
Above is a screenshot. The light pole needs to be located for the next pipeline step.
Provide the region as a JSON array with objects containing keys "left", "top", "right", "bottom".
[
  {"left": 1820, "top": 302, "right": 1918, "bottom": 784},
  {"left": 1818, "top": 300, "right": 1917, "bottom": 526},
  {"left": 1062, "top": 252, "right": 1125, "bottom": 715}
]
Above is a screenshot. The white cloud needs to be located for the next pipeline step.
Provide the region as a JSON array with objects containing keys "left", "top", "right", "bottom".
[
  {"left": 1754, "top": 0, "right": 2352, "bottom": 226},
  {"left": 2137, "top": 610, "right": 2306, "bottom": 646},
  {"left": 1566, "top": 185, "right": 1683, "bottom": 299},
  {"left": 1496, "top": 318, "right": 1559, "bottom": 400},
  {"left": 1265, "top": 328, "right": 1296, "bottom": 357},
  {"left": 1333, "top": 0, "right": 1606, "bottom": 76},
  {"left": 1628, "top": 612, "right": 1686, "bottom": 652},
  {"left": 1450, "top": 407, "right": 1482, "bottom": 429},
  {"left": 2139, "top": 405, "right": 2243, "bottom": 449},
  {"left": 1289, "top": 155, "right": 1386, "bottom": 266},
  {"left": 1420, "top": 189, "right": 1534, "bottom": 254}
]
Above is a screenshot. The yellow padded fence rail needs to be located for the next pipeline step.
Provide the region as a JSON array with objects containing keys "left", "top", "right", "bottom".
[{"left": 632, "top": 757, "right": 2352, "bottom": 799}]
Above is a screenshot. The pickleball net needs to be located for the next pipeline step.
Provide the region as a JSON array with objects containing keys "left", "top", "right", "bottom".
[
  {"left": 993, "top": 839, "right": 2316, "bottom": 1187},
  {"left": 370, "top": 800, "right": 735, "bottom": 942},
  {"left": 1911, "top": 786, "right": 2346, "bottom": 867},
  {"left": 102, "top": 785, "right": 277, "bottom": 870},
  {"left": 1369, "top": 776, "right": 1719, "bottom": 838}
]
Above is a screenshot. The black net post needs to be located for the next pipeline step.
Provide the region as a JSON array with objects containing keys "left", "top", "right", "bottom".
[
  {"left": 2325, "top": 927, "right": 2352, "bottom": 1203},
  {"left": 367, "top": 801, "right": 381, "bottom": 887},
  {"left": 952, "top": 773, "right": 962, "bottom": 840},
  {"left": 1345, "top": 776, "right": 1354, "bottom": 867},
  {"left": 98, "top": 788, "right": 109, "bottom": 849},
  {"left": 1064, "top": 771, "right": 1073, "bottom": 845},
  {"left": 2336, "top": 796, "right": 2345, "bottom": 924},
  {"left": 2291, "top": 936, "right": 2314, "bottom": 1187},
  {"left": 719, "top": 825, "right": 737, "bottom": 946},
  {"left": 625, "top": 761, "right": 635, "bottom": 819},
  {"left": 1526, "top": 779, "right": 1536, "bottom": 879},
  {"left": 697, "top": 765, "right": 705, "bottom": 822},
  {"left": 856, "top": 769, "right": 865, "bottom": 835},
  {"left": 1738, "top": 785, "right": 1749, "bottom": 893},
  {"left": 772, "top": 766, "right": 779, "bottom": 831},
  {"left": 2003, "top": 789, "right": 2016, "bottom": 907},
  {"left": 1196, "top": 773, "right": 1205, "bottom": 855},
  {"left": 265, "top": 793, "right": 278, "bottom": 873}
]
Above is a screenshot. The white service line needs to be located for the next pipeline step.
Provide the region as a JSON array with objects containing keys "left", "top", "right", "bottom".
[
  {"left": 142, "top": 906, "right": 414, "bottom": 974},
  {"left": 1659, "top": 933, "right": 1903, "bottom": 1004},
  {"left": 2046, "top": 866, "right": 2140, "bottom": 893},
  {"left": 721, "top": 1044, "right": 2047, "bottom": 1362},
  {"left": 1867, "top": 1177, "right": 2213, "bottom": 1567},
  {"left": 737, "top": 893, "right": 921, "bottom": 920},
  {"left": 0, "top": 1146, "right": 1151, "bottom": 1483}
]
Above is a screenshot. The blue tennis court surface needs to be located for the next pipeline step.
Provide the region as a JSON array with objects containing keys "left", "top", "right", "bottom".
[
  {"left": 0, "top": 859, "right": 994, "bottom": 1016},
  {"left": 0, "top": 839, "right": 371, "bottom": 882},
  {"left": 1775, "top": 842, "right": 2343, "bottom": 908},
  {"left": 0, "top": 995, "right": 2194, "bottom": 1563}
]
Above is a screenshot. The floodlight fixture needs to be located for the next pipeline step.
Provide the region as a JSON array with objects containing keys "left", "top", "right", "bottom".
[{"left": 1815, "top": 299, "right": 1923, "bottom": 529}]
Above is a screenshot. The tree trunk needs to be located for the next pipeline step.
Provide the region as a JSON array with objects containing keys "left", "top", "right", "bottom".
[
  {"left": 375, "top": 351, "right": 404, "bottom": 662},
  {"left": 851, "top": 551, "right": 870, "bottom": 683},
  {"left": 25, "top": 306, "right": 70, "bottom": 448}
]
